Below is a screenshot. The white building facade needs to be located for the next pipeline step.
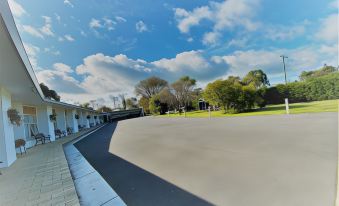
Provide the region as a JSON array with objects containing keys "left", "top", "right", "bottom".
[{"left": 0, "top": 1, "right": 102, "bottom": 168}]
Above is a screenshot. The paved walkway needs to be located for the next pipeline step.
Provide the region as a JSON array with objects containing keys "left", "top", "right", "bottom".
[{"left": 0, "top": 129, "right": 94, "bottom": 206}]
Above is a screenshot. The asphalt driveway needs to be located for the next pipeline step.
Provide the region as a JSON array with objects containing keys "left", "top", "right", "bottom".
[{"left": 76, "top": 112, "right": 338, "bottom": 206}]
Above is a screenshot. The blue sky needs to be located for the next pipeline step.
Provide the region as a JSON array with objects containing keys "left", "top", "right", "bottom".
[{"left": 8, "top": 0, "right": 338, "bottom": 106}]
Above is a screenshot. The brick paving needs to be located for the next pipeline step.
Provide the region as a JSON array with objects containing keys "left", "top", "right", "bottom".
[{"left": 0, "top": 129, "right": 94, "bottom": 206}]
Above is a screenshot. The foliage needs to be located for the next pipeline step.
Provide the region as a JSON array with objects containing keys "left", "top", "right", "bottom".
[
  {"left": 171, "top": 76, "right": 196, "bottom": 110},
  {"left": 80, "top": 102, "right": 93, "bottom": 109},
  {"left": 126, "top": 98, "right": 138, "bottom": 109},
  {"left": 149, "top": 95, "right": 161, "bottom": 114},
  {"left": 7, "top": 108, "right": 21, "bottom": 126},
  {"left": 96, "top": 106, "right": 113, "bottom": 112},
  {"left": 49, "top": 114, "right": 57, "bottom": 122},
  {"left": 299, "top": 65, "right": 337, "bottom": 81},
  {"left": 242, "top": 69, "right": 270, "bottom": 89},
  {"left": 135, "top": 76, "right": 168, "bottom": 98},
  {"left": 40, "top": 83, "right": 60, "bottom": 101},
  {"left": 138, "top": 96, "right": 150, "bottom": 114},
  {"left": 119, "top": 94, "right": 127, "bottom": 110},
  {"left": 265, "top": 72, "right": 339, "bottom": 104}
]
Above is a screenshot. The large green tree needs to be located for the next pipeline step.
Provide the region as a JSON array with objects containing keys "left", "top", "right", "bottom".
[{"left": 242, "top": 70, "right": 270, "bottom": 89}]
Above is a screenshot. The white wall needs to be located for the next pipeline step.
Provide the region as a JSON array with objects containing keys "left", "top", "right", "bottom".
[
  {"left": 12, "top": 102, "right": 24, "bottom": 140},
  {"left": 66, "top": 109, "right": 78, "bottom": 133},
  {"left": 37, "top": 105, "right": 55, "bottom": 141},
  {"left": 55, "top": 107, "right": 67, "bottom": 134},
  {"left": 0, "top": 88, "right": 16, "bottom": 167}
]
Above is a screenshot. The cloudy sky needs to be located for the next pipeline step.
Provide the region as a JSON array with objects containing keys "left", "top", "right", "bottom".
[{"left": 8, "top": 0, "right": 338, "bottom": 106}]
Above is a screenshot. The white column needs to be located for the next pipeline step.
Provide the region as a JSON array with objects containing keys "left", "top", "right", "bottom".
[
  {"left": 55, "top": 108, "right": 67, "bottom": 134},
  {"left": 83, "top": 111, "right": 90, "bottom": 128},
  {"left": 66, "top": 109, "right": 78, "bottom": 133},
  {"left": 0, "top": 88, "right": 16, "bottom": 167},
  {"left": 37, "top": 105, "right": 55, "bottom": 141}
]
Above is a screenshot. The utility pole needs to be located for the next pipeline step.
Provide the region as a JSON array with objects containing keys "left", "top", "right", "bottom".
[
  {"left": 280, "top": 55, "right": 288, "bottom": 84},
  {"left": 280, "top": 55, "right": 289, "bottom": 114}
]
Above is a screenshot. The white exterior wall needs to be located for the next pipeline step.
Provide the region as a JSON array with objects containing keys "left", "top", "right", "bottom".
[
  {"left": 12, "top": 102, "right": 24, "bottom": 140},
  {"left": 66, "top": 109, "right": 78, "bottom": 133},
  {"left": 84, "top": 112, "right": 90, "bottom": 128},
  {"left": 55, "top": 108, "right": 67, "bottom": 134},
  {"left": 37, "top": 105, "right": 55, "bottom": 141},
  {"left": 0, "top": 88, "right": 16, "bottom": 167}
]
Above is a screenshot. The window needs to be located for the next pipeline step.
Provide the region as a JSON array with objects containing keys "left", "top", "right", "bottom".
[{"left": 23, "top": 106, "right": 37, "bottom": 139}]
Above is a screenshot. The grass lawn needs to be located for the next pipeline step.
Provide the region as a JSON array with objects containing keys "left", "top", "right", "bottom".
[{"left": 163, "top": 99, "right": 338, "bottom": 118}]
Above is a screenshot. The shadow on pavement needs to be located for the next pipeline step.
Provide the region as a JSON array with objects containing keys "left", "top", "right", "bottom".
[{"left": 74, "top": 121, "right": 213, "bottom": 206}]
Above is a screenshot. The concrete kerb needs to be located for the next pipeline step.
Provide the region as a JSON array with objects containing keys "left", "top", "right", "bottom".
[{"left": 63, "top": 124, "right": 126, "bottom": 206}]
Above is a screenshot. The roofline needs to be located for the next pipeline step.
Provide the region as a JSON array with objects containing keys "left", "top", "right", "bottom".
[{"left": 0, "top": 1, "right": 100, "bottom": 114}]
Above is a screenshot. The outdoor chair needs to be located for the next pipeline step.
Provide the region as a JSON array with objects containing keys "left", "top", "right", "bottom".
[
  {"left": 30, "top": 125, "right": 51, "bottom": 145},
  {"left": 67, "top": 127, "right": 73, "bottom": 135},
  {"left": 55, "top": 129, "right": 66, "bottom": 138},
  {"left": 15, "top": 139, "right": 26, "bottom": 155}
]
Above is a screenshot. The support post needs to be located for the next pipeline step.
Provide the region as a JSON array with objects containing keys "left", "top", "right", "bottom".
[{"left": 285, "top": 98, "right": 290, "bottom": 114}]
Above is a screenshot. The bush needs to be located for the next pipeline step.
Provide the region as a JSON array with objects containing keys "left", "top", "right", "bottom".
[{"left": 264, "top": 72, "right": 339, "bottom": 104}]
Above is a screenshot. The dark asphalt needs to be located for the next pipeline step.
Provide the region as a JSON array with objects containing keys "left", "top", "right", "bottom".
[{"left": 74, "top": 122, "right": 212, "bottom": 206}]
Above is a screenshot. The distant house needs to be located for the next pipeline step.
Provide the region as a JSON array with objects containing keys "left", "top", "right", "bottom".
[{"left": 198, "top": 98, "right": 209, "bottom": 110}]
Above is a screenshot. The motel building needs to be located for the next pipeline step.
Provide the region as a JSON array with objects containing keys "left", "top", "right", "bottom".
[{"left": 0, "top": 1, "right": 102, "bottom": 168}]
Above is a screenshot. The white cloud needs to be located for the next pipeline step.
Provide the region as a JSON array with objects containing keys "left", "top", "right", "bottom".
[
  {"left": 22, "top": 25, "right": 44, "bottom": 38},
  {"left": 21, "top": 16, "right": 54, "bottom": 38},
  {"left": 202, "top": 31, "right": 220, "bottom": 45},
  {"left": 64, "top": 0, "right": 74, "bottom": 8},
  {"left": 40, "top": 16, "right": 54, "bottom": 36},
  {"left": 103, "top": 17, "right": 116, "bottom": 31},
  {"left": 213, "top": 45, "right": 338, "bottom": 82},
  {"left": 136, "top": 21, "right": 148, "bottom": 33},
  {"left": 55, "top": 13, "right": 61, "bottom": 23},
  {"left": 265, "top": 24, "right": 306, "bottom": 41},
  {"left": 314, "top": 13, "right": 338, "bottom": 43},
  {"left": 89, "top": 18, "right": 102, "bottom": 28},
  {"left": 8, "top": 0, "right": 26, "bottom": 17},
  {"left": 174, "top": 6, "right": 212, "bottom": 33},
  {"left": 187, "top": 37, "right": 194, "bottom": 42},
  {"left": 54, "top": 63, "right": 72, "bottom": 73},
  {"left": 23, "top": 42, "right": 40, "bottom": 68},
  {"left": 115, "top": 16, "right": 127, "bottom": 23},
  {"left": 80, "top": 30, "right": 87, "bottom": 37},
  {"left": 329, "top": 0, "right": 338, "bottom": 9},
  {"left": 152, "top": 50, "right": 210, "bottom": 72},
  {"left": 174, "top": 0, "right": 260, "bottom": 45},
  {"left": 64, "top": 34, "right": 75, "bottom": 41}
]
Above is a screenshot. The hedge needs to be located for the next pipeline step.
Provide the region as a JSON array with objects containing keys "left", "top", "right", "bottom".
[{"left": 264, "top": 72, "right": 339, "bottom": 104}]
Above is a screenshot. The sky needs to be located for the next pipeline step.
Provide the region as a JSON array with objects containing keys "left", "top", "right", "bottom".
[{"left": 8, "top": 0, "right": 339, "bottom": 107}]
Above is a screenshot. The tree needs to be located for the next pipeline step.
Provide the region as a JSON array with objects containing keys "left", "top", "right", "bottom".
[
  {"left": 135, "top": 76, "right": 168, "bottom": 99},
  {"left": 126, "top": 98, "right": 138, "bottom": 109},
  {"left": 242, "top": 70, "right": 270, "bottom": 89},
  {"left": 119, "top": 94, "right": 126, "bottom": 110},
  {"left": 109, "top": 95, "right": 119, "bottom": 109},
  {"left": 40, "top": 83, "right": 60, "bottom": 101},
  {"left": 96, "top": 106, "right": 113, "bottom": 113},
  {"left": 299, "top": 64, "right": 337, "bottom": 81},
  {"left": 80, "top": 102, "right": 93, "bottom": 109},
  {"left": 158, "top": 87, "right": 176, "bottom": 110},
  {"left": 138, "top": 96, "right": 150, "bottom": 114},
  {"left": 171, "top": 76, "right": 196, "bottom": 110}
]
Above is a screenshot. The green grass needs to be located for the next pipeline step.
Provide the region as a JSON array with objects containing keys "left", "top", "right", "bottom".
[{"left": 163, "top": 99, "right": 338, "bottom": 118}]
